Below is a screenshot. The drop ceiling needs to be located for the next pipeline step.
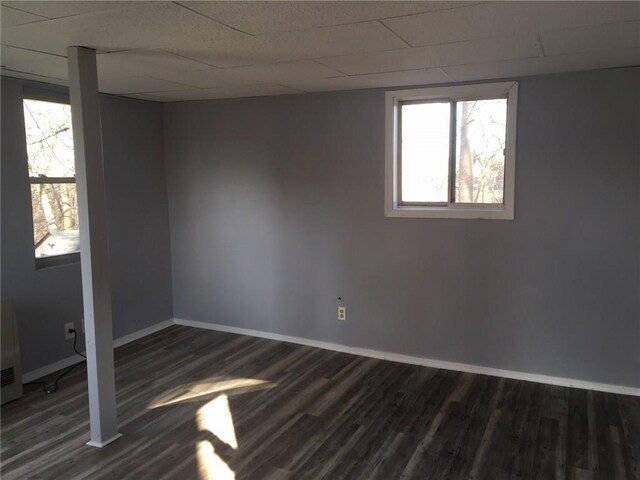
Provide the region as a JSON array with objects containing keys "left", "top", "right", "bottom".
[{"left": 1, "top": 1, "right": 638, "bottom": 102}]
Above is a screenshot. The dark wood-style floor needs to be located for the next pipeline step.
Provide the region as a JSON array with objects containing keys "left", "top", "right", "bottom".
[{"left": 1, "top": 325, "right": 638, "bottom": 480}]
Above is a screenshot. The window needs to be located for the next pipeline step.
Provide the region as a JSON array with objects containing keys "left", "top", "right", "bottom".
[
  {"left": 385, "top": 82, "right": 518, "bottom": 219},
  {"left": 23, "top": 96, "right": 80, "bottom": 260}
]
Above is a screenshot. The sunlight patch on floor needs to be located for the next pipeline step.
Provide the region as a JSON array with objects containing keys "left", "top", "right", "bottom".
[
  {"left": 197, "top": 394, "right": 238, "bottom": 449},
  {"left": 147, "top": 377, "right": 274, "bottom": 409},
  {"left": 197, "top": 439, "right": 235, "bottom": 480},
  {"left": 148, "top": 377, "right": 278, "bottom": 478}
]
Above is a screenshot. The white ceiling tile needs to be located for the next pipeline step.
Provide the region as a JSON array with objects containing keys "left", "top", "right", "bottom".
[
  {"left": 1, "top": 1, "right": 156, "bottom": 19},
  {"left": 120, "top": 92, "right": 171, "bottom": 102},
  {"left": 1, "top": 5, "right": 46, "bottom": 28},
  {"left": 382, "top": 2, "right": 640, "bottom": 47},
  {"left": 147, "top": 84, "right": 302, "bottom": 102},
  {"left": 162, "top": 60, "right": 343, "bottom": 89},
  {"left": 318, "top": 34, "right": 543, "bottom": 75},
  {"left": 318, "top": 48, "right": 427, "bottom": 76},
  {"left": 97, "top": 49, "right": 212, "bottom": 80},
  {"left": 281, "top": 68, "right": 451, "bottom": 92},
  {"left": 0, "top": 45, "right": 67, "bottom": 79},
  {"left": 1, "top": 2, "right": 245, "bottom": 57},
  {"left": 167, "top": 21, "right": 409, "bottom": 68},
  {"left": 178, "top": 1, "right": 479, "bottom": 35},
  {"left": 1, "top": 69, "right": 67, "bottom": 85},
  {"left": 541, "top": 21, "right": 640, "bottom": 57},
  {"left": 423, "top": 34, "right": 544, "bottom": 68},
  {"left": 1, "top": 2, "right": 638, "bottom": 101},
  {"left": 139, "top": 67, "right": 218, "bottom": 89},
  {"left": 98, "top": 76, "right": 192, "bottom": 95},
  {"left": 442, "top": 48, "right": 640, "bottom": 82}
]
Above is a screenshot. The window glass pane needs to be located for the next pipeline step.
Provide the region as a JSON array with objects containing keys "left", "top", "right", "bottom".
[
  {"left": 31, "top": 183, "right": 80, "bottom": 258},
  {"left": 455, "top": 98, "right": 507, "bottom": 204},
  {"left": 401, "top": 102, "right": 450, "bottom": 203},
  {"left": 23, "top": 99, "right": 75, "bottom": 178}
]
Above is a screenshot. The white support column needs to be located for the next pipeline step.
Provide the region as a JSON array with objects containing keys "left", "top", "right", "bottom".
[{"left": 67, "top": 46, "right": 121, "bottom": 448}]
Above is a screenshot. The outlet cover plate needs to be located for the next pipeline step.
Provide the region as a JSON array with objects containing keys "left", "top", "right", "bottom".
[{"left": 64, "top": 322, "right": 75, "bottom": 340}]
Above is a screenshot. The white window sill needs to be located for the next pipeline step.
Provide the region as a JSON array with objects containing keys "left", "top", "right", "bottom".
[
  {"left": 35, "top": 252, "right": 80, "bottom": 270},
  {"left": 385, "top": 205, "right": 514, "bottom": 220}
]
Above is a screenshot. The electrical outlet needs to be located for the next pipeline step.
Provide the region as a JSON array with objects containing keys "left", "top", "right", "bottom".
[
  {"left": 338, "top": 306, "right": 346, "bottom": 321},
  {"left": 64, "top": 322, "right": 75, "bottom": 340}
]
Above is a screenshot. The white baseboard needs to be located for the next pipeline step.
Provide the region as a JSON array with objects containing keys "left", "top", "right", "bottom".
[
  {"left": 22, "top": 319, "right": 174, "bottom": 384},
  {"left": 24, "top": 317, "right": 639, "bottom": 396},
  {"left": 173, "top": 318, "right": 640, "bottom": 397},
  {"left": 112, "top": 318, "right": 174, "bottom": 349},
  {"left": 23, "top": 354, "right": 81, "bottom": 384}
]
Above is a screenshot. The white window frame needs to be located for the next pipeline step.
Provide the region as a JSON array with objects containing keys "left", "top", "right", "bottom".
[
  {"left": 23, "top": 87, "right": 81, "bottom": 268},
  {"left": 385, "top": 81, "right": 518, "bottom": 220}
]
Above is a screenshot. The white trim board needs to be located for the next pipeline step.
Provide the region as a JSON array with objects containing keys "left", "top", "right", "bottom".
[
  {"left": 173, "top": 318, "right": 640, "bottom": 397},
  {"left": 112, "top": 318, "right": 174, "bottom": 349},
  {"left": 23, "top": 317, "right": 639, "bottom": 396},
  {"left": 22, "top": 319, "right": 174, "bottom": 384}
]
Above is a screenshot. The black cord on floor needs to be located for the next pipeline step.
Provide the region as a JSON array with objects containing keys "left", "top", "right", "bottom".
[{"left": 25, "top": 328, "right": 86, "bottom": 394}]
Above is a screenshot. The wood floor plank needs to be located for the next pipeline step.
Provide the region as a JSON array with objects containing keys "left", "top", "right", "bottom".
[
  {"left": 618, "top": 395, "right": 640, "bottom": 480},
  {"left": 1, "top": 325, "right": 637, "bottom": 480},
  {"left": 567, "top": 389, "right": 591, "bottom": 472}
]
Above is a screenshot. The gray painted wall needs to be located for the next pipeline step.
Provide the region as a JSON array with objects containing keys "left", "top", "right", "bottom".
[
  {"left": 1, "top": 77, "right": 173, "bottom": 373},
  {"left": 163, "top": 68, "right": 640, "bottom": 388}
]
